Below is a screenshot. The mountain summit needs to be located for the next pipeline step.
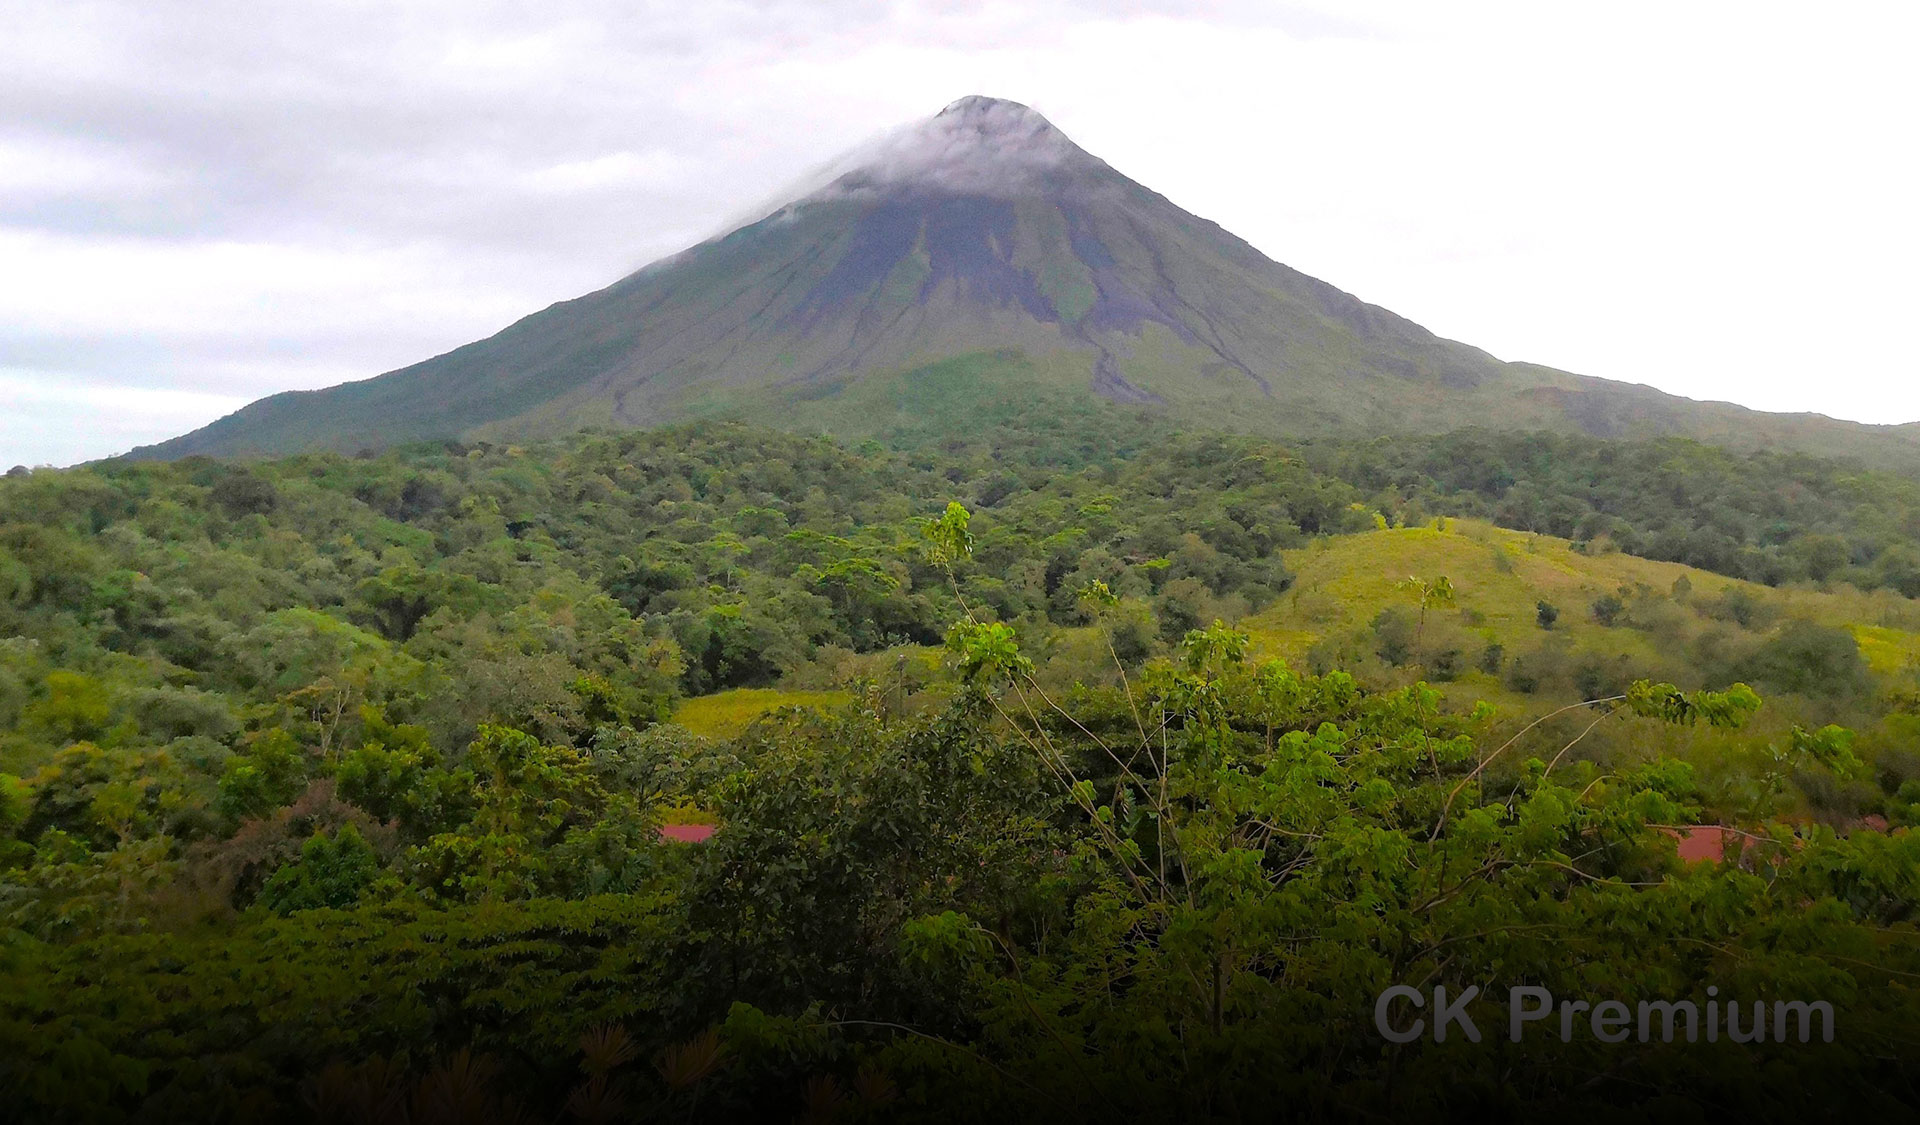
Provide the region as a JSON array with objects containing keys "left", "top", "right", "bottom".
[
  {"left": 133, "top": 97, "right": 1920, "bottom": 465},
  {"left": 809, "top": 96, "right": 1104, "bottom": 200}
]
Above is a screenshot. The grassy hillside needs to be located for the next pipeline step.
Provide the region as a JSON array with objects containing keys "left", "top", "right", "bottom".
[
  {"left": 1236, "top": 520, "right": 1920, "bottom": 815},
  {"left": 1255, "top": 519, "right": 1665, "bottom": 673},
  {"left": 671, "top": 687, "right": 853, "bottom": 740},
  {"left": 1228, "top": 518, "right": 1920, "bottom": 821},
  {"left": 1252, "top": 518, "right": 1920, "bottom": 690}
]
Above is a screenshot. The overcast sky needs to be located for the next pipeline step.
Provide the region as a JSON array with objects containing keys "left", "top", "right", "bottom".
[{"left": 4, "top": 0, "right": 1916, "bottom": 466}]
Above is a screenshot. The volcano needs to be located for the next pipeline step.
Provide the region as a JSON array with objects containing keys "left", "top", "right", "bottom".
[{"left": 133, "top": 96, "right": 1920, "bottom": 465}]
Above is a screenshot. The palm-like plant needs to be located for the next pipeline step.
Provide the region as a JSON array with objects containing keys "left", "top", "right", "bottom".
[{"left": 655, "top": 1028, "right": 727, "bottom": 1091}]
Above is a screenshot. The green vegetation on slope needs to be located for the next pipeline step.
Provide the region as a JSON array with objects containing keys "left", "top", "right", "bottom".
[
  {"left": 9, "top": 421, "right": 1920, "bottom": 813},
  {"left": 1246, "top": 518, "right": 1920, "bottom": 821},
  {"left": 3, "top": 524, "right": 1916, "bottom": 1119},
  {"left": 1312, "top": 429, "right": 1920, "bottom": 592},
  {"left": 7, "top": 421, "right": 1920, "bottom": 1118}
]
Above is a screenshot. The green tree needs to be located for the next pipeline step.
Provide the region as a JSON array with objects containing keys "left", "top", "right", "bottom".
[
  {"left": 1792, "top": 533, "right": 1851, "bottom": 582},
  {"left": 21, "top": 671, "right": 114, "bottom": 747},
  {"left": 354, "top": 564, "right": 482, "bottom": 642},
  {"left": 1394, "top": 573, "right": 1455, "bottom": 647},
  {"left": 1733, "top": 619, "right": 1872, "bottom": 701},
  {"left": 333, "top": 708, "right": 436, "bottom": 825},
  {"left": 1370, "top": 606, "right": 1416, "bottom": 666},
  {"left": 410, "top": 724, "right": 603, "bottom": 901},
  {"left": 257, "top": 823, "right": 380, "bottom": 914},
  {"left": 217, "top": 730, "right": 309, "bottom": 821}
]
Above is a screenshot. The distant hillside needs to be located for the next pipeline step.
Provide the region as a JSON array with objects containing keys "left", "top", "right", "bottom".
[
  {"left": 653, "top": 516, "right": 1920, "bottom": 819},
  {"left": 129, "top": 97, "right": 1920, "bottom": 471},
  {"left": 1247, "top": 519, "right": 1920, "bottom": 720}
]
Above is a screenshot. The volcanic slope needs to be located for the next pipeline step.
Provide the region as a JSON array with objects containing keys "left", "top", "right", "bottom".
[{"left": 134, "top": 96, "right": 1920, "bottom": 467}]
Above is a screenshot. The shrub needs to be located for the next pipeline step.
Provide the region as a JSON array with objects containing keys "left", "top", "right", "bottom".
[
  {"left": 1371, "top": 607, "right": 1416, "bottom": 666},
  {"left": 256, "top": 824, "right": 380, "bottom": 914},
  {"left": 1733, "top": 620, "right": 1872, "bottom": 701}
]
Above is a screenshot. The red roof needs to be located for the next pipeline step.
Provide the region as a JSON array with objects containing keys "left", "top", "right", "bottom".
[
  {"left": 1660, "top": 825, "right": 1797, "bottom": 866},
  {"left": 658, "top": 823, "right": 716, "bottom": 843},
  {"left": 1666, "top": 825, "right": 1737, "bottom": 864}
]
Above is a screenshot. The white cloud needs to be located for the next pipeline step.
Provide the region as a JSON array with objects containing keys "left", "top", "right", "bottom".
[
  {"left": 0, "top": 371, "right": 249, "bottom": 467},
  {"left": 0, "top": 229, "right": 559, "bottom": 373},
  {"left": 520, "top": 149, "right": 696, "bottom": 194},
  {"left": 0, "top": 136, "right": 177, "bottom": 197}
]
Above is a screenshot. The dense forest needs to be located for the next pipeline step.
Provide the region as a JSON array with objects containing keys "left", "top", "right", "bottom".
[{"left": 4, "top": 417, "right": 1920, "bottom": 1120}]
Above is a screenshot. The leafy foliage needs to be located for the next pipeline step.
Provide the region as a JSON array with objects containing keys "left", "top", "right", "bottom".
[{"left": 5, "top": 426, "right": 1920, "bottom": 1118}]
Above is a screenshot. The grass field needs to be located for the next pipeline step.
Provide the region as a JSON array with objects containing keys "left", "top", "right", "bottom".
[
  {"left": 670, "top": 687, "right": 854, "bottom": 739},
  {"left": 1251, "top": 520, "right": 1703, "bottom": 657},
  {"left": 1851, "top": 624, "right": 1920, "bottom": 677},
  {"left": 1243, "top": 517, "right": 1920, "bottom": 716}
]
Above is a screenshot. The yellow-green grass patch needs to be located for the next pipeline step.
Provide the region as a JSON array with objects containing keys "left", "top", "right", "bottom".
[
  {"left": 671, "top": 688, "right": 853, "bottom": 739},
  {"left": 1850, "top": 625, "right": 1920, "bottom": 677}
]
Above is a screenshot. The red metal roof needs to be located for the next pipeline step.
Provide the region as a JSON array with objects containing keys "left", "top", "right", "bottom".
[
  {"left": 658, "top": 823, "right": 716, "bottom": 843},
  {"left": 1661, "top": 825, "right": 1800, "bottom": 866},
  {"left": 1666, "top": 825, "right": 1737, "bottom": 864}
]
